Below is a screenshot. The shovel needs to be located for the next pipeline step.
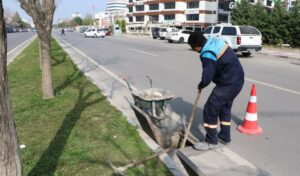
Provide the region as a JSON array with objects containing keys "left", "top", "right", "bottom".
[{"left": 179, "top": 90, "right": 202, "bottom": 149}]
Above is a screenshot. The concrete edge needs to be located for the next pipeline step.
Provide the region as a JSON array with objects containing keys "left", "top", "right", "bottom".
[
  {"left": 52, "top": 34, "right": 186, "bottom": 176},
  {"left": 257, "top": 51, "right": 300, "bottom": 60},
  {"left": 7, "top": 34, "right": 37, "bottom": 65}
]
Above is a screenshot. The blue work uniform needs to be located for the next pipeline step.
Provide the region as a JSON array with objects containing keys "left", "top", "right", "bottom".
[{"left": 199, "top": 38, "right": 244, "bottom": 144}]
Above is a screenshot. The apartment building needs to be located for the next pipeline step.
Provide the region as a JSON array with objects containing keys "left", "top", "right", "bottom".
[{"left": 127, "top": 0, "right": 218, "bottom": 33}]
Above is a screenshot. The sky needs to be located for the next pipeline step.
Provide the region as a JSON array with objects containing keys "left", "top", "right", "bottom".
[{"left": 3, "top": 0, "right": 107, "bottom": 24}]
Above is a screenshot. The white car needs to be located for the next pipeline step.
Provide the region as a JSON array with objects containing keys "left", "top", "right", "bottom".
[
  {"left": 203, "top": 24, "right": 262, "bottom": 57},
  {"left": 84, "top": 28, "right": 105, "bottom": 38},
  {"left": 159, "top": 27, "right": 177, "bottom": 40},
  {"left": 168, "top": 29, "right": 193, "bottom": 43},
  {"left": 166, "top": 28, "right": 180, "bottom": 40}
]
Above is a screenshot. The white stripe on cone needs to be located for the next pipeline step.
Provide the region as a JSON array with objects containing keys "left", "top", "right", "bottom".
[
  {"left": 249, "top": 96, "right": 257, "bottom": 103},
  {"left": 245, "top": 113, "right": 258, "bottom": 121}
]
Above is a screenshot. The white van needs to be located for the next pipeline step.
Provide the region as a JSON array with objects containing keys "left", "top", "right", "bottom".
[{"left": 203, "top": 24, "right": 262, "bottom": 57}]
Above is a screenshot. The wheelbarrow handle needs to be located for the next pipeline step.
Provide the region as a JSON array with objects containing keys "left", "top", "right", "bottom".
[
  {"left": 122, "top": 77, "right": 133, "bottom": 92},
  {"left": 146, "top": 75, "right": 153, "bottom": 88}
]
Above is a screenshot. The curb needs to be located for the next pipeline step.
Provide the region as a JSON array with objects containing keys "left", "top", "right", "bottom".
[
  {"left": 8, "top": 34, "right": 37, "bottom": 65},
  {"left": 258, "top": 51, "right": 300, "bottom": 60}
]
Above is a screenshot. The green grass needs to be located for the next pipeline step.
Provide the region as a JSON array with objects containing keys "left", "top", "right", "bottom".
[{"left": 8, "top": 39, "right": 172, "bottom": 176}]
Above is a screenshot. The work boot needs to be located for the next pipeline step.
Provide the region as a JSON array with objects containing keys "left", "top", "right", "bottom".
[
  {"left": 217, "top": 134, "right": 231, "bottom": 145},
  {"left": 193, "top": 142, "right": 218, "bottom": 151}
]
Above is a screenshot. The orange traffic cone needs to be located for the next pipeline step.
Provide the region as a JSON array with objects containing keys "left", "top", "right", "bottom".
[{"left": 238, "top": 84, "right": 263, "bottom": 135}]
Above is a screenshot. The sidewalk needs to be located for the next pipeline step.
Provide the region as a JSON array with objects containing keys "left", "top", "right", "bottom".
[{"left": 258, "top": 47, "right": 300, "bottom": 60}]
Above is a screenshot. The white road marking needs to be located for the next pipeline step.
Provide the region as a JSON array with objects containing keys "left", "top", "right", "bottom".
[
  {"left": 245, "top": 77, "right": 300, "bottom": 96},
  {"left": 129, "top": 48, "right": 158, "bottom": 57},
  {"left": 8, "top": 34, "right": 37, "bottom": 56},
  {"left": 53, "top": 34, "right": 138, "bottom": 91}
]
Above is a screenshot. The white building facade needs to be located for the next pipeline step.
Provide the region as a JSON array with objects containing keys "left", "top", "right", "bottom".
[
  {"left": 127, "top": 0, "right": 218, "bottom": 33},
  {"left": 127, "top": 0, "right": 297, "bottom": 33}
]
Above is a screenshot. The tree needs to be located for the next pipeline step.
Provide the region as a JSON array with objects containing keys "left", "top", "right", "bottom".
[
  {"left": 231, "top": 0, "right": 254, "bottom": 25},
  {"left": 72, "top": 16, "right": 82, "bottom": 26},
  {"left": 251, "top": 0, "right": 273, "bottom": 44},
  {"left": 11, "top": 12, "right": 24, "bottom": 28},
  {"left": 269, "top": 1, "right": 290, "bottom": 44},
  {"left": 19, "top": 0, "right": 55, "bottom": 99},
  {"left": 83, "top": 14, "right": 94, "bottom": 26},
  {"left": 0, "top": 1, "right": 22, "bottom": 176},
  {"left": 288, "top": 0, "right": 300, "bottom": 47},
  {"left": 121, "top": 19, "right": 126, "bottom": 33}
]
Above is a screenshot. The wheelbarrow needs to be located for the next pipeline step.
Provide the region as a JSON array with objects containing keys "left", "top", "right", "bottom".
[{"left": 123, "top": 76, "right": 175, "bottom": 119}]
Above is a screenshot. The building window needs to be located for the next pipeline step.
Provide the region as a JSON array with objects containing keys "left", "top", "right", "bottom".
[
  {"left": 149, "top": 4, "right": 159, "bottom": 10},
  {"left": 218, "top": 14, "right": 228, "bottom": 23},
  {"left": 186, "top": 14, "right": 199, "bottom": 21},
  {"left": 129, "top": 7, "right": 133, "bottom": 12},
  {"left": 164, "top": 2, "right": 175, "bottom": 9},
  {"left": 266, "top": 0, "right": 272, "bottom": 6},
  {"left": 129, "top": 17, "right": 133, "bottom": 22},
  {"left": 248, "top": 0, "right": 255, "bottom": 3},
  {"left": 129, "top": 0, "right": 133, "bottom": 3},
  {"left": 221, "top": 27, "right": 237, "bottom": 35},
  {"left": 136, "top": 5, "right": 144, "bottom": 11},
  {"left": 150, "top": 15, "right": 159, "bottom": 22},
  {"left": 187, "top": 1, "right": 199, "bottom": 9},
  {"left": 164, "top": 14, "right": 175, "bottom": 20},
  {"left": 136, "top": 16, "right": 144, "bottom": 21}
]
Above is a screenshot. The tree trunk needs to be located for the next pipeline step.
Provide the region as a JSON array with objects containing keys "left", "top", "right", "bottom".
[
  {"left": 37, "top": 32, "right": 54, "bottom": 99},
  {"left": 0, "top": 2, "right": 22, "bottom": 175}
]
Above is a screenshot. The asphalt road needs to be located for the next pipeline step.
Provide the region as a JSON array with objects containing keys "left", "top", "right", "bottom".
[
  {"left": 54, "top": 31, "right": 300, "bottom": 176},
  {"left": 7, "top": 32, "right": 36, "bottom": 53}
]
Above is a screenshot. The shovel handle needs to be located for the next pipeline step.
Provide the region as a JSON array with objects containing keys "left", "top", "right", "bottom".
[{"left": 180, "top": 90, "right": 202, "bottom": 149}]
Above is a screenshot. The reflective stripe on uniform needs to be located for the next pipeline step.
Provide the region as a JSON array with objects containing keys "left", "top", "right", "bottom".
[
  {"left": 204, "top": 123, "right": 218, "bottom": 128},
  {"left": 220, "top": 121, "right": 231, "bottom": 126}
]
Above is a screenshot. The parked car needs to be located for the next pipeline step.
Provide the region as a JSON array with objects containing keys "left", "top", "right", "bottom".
[
  {"left": 166, "top": 28, "right": 181, "bottom": 40},
  {"left": 151, "top": 27, "right": 160, "bottom": 39},
  {"left": 168, "top": 29, "right": 193, "bottom": 43},
  {"left": 159, "top": 27, "right": 177, "bottom": 40},
  {"left": 84, "top": 28, "right": 105, "bottom": 38},
  {"left": 6, "top": 27, "right": 14, "bottom": 33},
  {"left": 203, "top": 24, "right": 262, "bottom": 57}
]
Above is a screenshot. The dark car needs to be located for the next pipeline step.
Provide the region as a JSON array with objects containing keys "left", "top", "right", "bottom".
[
  {"left": 151, "top": 27, "right": 160, "bottom": 39},
  {"left": 6, "top": 27, "right": 14, "bottom": 33}
]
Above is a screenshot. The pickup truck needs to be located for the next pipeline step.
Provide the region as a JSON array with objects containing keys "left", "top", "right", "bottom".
[{"left": 203, "top": 24, "right": 262, "bottom": 57}]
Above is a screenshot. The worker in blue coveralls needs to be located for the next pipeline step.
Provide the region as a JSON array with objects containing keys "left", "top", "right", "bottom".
[{"left": 188, "top": 31, "right": 244, "bottom": 151}]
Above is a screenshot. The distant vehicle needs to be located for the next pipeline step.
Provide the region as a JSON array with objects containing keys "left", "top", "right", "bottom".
[
  {"left": 203, "top": 24, "right": 262, "bottom": 57},
  {"left": 159, "top": 27, "right": 176, "bottom": 40},
  {"left": 6, "top": 27, "right": 14, "bottom": 33},
  {"left": 68, "top": 28, "right": 75, "bottom": 32},
  {"left": 79, "top": 26, "right": 88, "bottom": 33},
  {"left": 31, "top": 28, "right": 37, "bottom": 32},
  {"left": 151, "top": 27, "right": 160, "bottom": 39},
  {"left": 166, "top": 28, "right": 180, "bottom": 40},
  {"left": 84, "top": 28, "right": 105, "bottom": 38},
  {"left": 23, "top": 28, "right": 29, "bottom": 32},
  {"left": 17, "top": 28, "right": 23, "bottom": 32},
  {"left": 168, "top": 29, "right": 193, "bottom": 43}
]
